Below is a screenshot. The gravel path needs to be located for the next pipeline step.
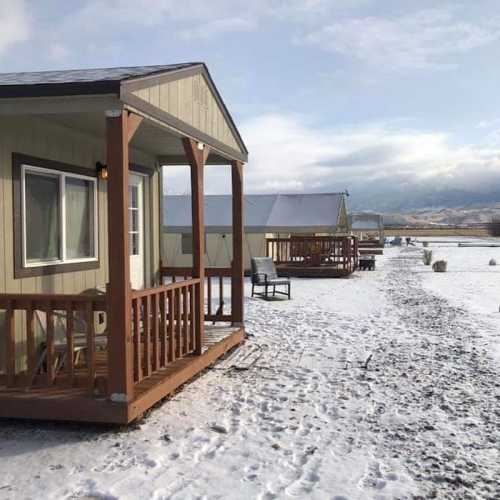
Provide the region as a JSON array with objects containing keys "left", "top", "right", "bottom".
[{"left": 0, "top": 246, "right": 498, "bottom": 499}]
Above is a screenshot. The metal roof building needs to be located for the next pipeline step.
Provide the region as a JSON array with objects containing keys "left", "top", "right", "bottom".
[{"left": 164, "top": 193, "right": 350, "bottom": 234}]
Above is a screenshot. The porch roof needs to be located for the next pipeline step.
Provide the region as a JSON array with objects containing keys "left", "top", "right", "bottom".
[
  {"left": 164, "top": 193, "right": 346, "bottom": 234},
  {"left": 0, "top": 64, "right": 198, "bottom": 93},
  {"left": 0, "top": 63, "right": 247, "bottom": 163}
]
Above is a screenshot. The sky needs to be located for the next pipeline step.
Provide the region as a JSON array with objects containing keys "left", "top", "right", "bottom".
[{"left": 2, "top": 0, "right": 500, "bottom": 212}]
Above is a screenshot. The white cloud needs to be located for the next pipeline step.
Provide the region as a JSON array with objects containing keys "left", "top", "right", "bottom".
[
  {"left": 26, "top": 0, "right": 371, "bottom": 59},
  {"left": 239, "top": 113, "right": 500, "bottom": 202},
  {"left": 0, "top": 0, "right": 30, "bottom": 54},
  {"left": 300, "top": 8, "right": 500, "bottom": 69},
  {"left": 178, "top": 17, "right": 256, "bottom": 41}
]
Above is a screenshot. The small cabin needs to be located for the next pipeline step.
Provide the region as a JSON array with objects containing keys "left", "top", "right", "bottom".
[
  {"left": 163, "top": 192, "right": 357, "bottom": 278},
  {"left": 0, "top": 63, "right": 247, "bottom": 424},
  {"left": 350, "top": 213, "right": 384, "bottom": 241}
]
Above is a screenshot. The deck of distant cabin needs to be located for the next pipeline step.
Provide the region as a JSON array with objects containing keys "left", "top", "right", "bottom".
[{"left": 267, "top": 235, "right": 358, "bottom": 278}]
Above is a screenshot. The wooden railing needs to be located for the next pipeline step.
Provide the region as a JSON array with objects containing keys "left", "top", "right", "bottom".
[
  {"left": 130, "top": 279, "right": 201, "bottom": 385},
  {"left": 160, "top": 266, "right": 233, "bottom": 323},
  {"left": 0, "top": 293, "right": 107, "bottom": 393},
  {"left": 266, "top": 236, "right": 358, "bottom": 273}
]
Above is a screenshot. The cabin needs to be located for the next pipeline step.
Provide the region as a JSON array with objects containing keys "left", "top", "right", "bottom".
[
  {"left": 163, "top": 193, "right": 357, "bottom": 278},
  {"left": 0, "top": 63, "right": 247, "bottom": 424},
  {"left": 350, "top": 212, "right": 385, "bottom": 255},
  {"left": 350, "top": 212, "right": 384, "bottom": 242}
]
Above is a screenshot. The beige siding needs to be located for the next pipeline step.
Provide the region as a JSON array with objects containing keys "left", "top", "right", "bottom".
[
  {"left": 0, "top": 116, "right": 158, "bottom": 369},
  {"left": 162, "top": 232, "right": 266, "bottom": 271},
  {"left": 132, "top": 73, "right": 241, "bottom": 154}
]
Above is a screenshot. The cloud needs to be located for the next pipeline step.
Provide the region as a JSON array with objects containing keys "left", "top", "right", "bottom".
[
  {"left": 178, "top": 17, "right": 256, "bottom": 41},
  {"left": 9, "top": 0, "right": 373, "bottom": 64},
  {"left": 300, "top": 7, "right": 500, "bottom": 69},
  {"left": 238, "top": 113, "right": 500, "bottom": 209},
  {"left": 0, "top": 0, "right": 30, "bottom": 55}
]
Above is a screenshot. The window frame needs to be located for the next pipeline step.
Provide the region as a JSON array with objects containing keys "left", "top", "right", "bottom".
[
  {"left": 21, "top": 164, "right": 99, "bottom": 268},
  {"left": 13, "top": 153, "right": 100, "bottom": 278}
]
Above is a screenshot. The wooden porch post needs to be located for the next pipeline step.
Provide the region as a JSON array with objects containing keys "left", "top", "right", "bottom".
[
  {"left": 106, "top": 110, "right": 143, "bottom": 402},
  {"left": 183, "top": 138, "right": 207, "bottom": 355},
  {"left": 231, "top": 160, "right": 244, "bottom": 325}
]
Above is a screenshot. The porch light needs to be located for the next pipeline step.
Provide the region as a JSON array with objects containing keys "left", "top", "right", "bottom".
[
  {"left": 197, "top": 142, "right": 205, "bottom": 151},
  {"left": 96, "top": 161, "right": 108, "bottom": 180}
]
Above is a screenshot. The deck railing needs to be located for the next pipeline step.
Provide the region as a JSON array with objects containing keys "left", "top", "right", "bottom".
[
  {"left": 130, "top": 279, "right": 201, "bottom": 385},
  {"left": 266, "top": 236, "right": 358, "bottom": 272},
  {"left": 160, "top": 266, "right": 233, "bottom": 323},
  {"left": 0, "top": 293, "right": 107, "bottom": 393}
]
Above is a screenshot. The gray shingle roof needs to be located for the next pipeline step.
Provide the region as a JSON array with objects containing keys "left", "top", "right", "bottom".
[
  {"left": 0, "top": 63, "right": 200, "bottom": 86},
  {"left": 164, "top": 193, "right": 346, "bottom": 233}
]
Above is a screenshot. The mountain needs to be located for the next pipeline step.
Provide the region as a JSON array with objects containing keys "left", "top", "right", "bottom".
[
  {"left": 349, "top": 187, "right": 500, "bottom": 213},
  {"left": 382, "top": 205, "right": 500, "bottom": 227}
]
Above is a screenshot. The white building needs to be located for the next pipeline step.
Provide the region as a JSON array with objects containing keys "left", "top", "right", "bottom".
[{"left": 163, "top": 193, "right": 350, "bottom": 270}]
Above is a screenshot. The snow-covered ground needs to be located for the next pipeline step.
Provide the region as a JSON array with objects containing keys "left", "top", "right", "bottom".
[{"left": 1, "top": 239, "right": 499, "bottom": 499}]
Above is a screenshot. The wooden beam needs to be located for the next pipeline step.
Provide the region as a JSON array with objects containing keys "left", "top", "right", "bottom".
[
  {"left": 158, "top": 154, "right": 231, "bottom": 166},
  {"left": 106, "top": 111, "right": 134, "bottom": 402},
  {"left": 127, "top": 112, "right": 144, "bottom": 143},
  {"left": 231, "top": 160, "right": 245, "bottom": 325},
  {"left": 183, "top": 138, "right": 207, "bottom": 355}
]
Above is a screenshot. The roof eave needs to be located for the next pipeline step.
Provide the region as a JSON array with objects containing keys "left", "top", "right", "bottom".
[{"left": 0, "top": 80, "right": 121, "bottom": 99}]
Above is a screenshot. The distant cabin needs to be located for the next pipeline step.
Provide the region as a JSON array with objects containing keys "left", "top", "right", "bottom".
[
  {"left": 163, "top": 193, "right": 350, "bottom": 270},
  {"left": 350, "top": 213, "right": 384, "bottom": 242}
]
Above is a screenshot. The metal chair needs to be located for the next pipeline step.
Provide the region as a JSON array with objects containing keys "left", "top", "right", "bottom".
[{"left": 251, "top": 257, "right": 291, "bottom": 300}]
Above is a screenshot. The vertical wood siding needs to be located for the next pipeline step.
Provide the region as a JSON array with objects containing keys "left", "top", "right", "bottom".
[
  {"left": 0, "top": 116, "right": 158, "bottom": 370},
  {"left": 132, "top": 73, "right": 241, "bottom": 153}
]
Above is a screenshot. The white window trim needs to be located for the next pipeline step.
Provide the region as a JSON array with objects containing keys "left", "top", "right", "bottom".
[{"left": 21, "top": 163, "right": 99, "bottom": 268}]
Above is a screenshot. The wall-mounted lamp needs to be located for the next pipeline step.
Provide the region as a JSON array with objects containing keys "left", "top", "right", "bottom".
[
  {"left": 197, "top": 142, "right": 205, "bottom": 151},
  {"left": 96, "top": 161, "right": 108, "bottom": 180}
]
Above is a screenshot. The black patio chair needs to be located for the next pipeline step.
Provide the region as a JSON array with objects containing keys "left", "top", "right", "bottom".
[{"left": 251, "top": 257, "right": 291, "bottom": 300}]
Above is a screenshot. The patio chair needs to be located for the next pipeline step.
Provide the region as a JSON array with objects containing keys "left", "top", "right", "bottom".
[
  {"left": 251, "top": 257, "right": 291, "bottom": 300},
  {"left": 33, "top": 288, "right": 108, "bottom": 383}
]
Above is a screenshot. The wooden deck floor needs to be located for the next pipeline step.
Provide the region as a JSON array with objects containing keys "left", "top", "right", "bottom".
[{"left": 0, "top": 325, "right": 244, "bottom": 425}]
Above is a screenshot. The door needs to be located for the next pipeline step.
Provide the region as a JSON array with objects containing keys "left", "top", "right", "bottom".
[{"left": 129, "top": 174, "right": 145, "bottom": 289}]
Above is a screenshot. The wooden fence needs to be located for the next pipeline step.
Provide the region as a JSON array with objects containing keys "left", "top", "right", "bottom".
[
  {"left": 160, "top": 266, "right": 233, "bottom": 323},
  {"left": 130, "top": 279, "right": 201, "bottom": 385},
  {"left": 0, "top": 293, "right": 107, "bottom": 392}
]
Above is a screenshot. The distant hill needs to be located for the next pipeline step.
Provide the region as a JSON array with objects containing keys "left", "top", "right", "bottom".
[{"left": 382, "top": 205, "right": 500, "bottom": 227}]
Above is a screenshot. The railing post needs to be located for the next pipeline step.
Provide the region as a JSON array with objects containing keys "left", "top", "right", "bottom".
[
  {"left": 231, "top": 160, "right": 244, "bottom": 325},
  {"left": 183, "top": 138, "right": 207, "bottom": 355},
  {"left": 106, "top": 110, "right": 142, "bottom": 402}
]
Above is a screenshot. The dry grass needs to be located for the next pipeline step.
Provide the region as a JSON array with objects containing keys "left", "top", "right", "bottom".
[{"left": 384, "top": 227, "right": 489, "bottom": 237}]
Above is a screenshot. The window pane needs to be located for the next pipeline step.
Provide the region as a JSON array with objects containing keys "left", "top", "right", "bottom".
[
  {"left": 129, "top": 232, "right": 139, "bottom": 255},
  {"left": 129, "top": 185, "right": 138, "bottom": 208},
  {"left": 25, "top": 172, "right": 60, "bottom": 262},
  {"left": 65, "top": 177, "right": 95, "bottom": 259},
  {"left": 129, "top": 209, "right": 139, "bottom": 232}
]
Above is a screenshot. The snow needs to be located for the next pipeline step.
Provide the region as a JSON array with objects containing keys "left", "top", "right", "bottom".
[{"left": 1, "top": 239, "right": 499, "bottom": 499}]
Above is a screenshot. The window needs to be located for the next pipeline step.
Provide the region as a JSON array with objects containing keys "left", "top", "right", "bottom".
[
  {"left": 181, "top": 233, "right": 207, "bottom": 255},
  {"left": 21, "top": 164, "right": 98, "bottom": 268},
  {"left": 129, "top": 184, "right": 141, "bottom": 256},
  {"left": 181, "top": 233, "right": 193, "bottom": 254}
]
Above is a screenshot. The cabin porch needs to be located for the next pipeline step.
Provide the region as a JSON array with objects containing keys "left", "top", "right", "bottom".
[
  {"left": 0, "top": 65, "right": 247, "bottom": 425},
  {"left": 0, "top": 324, "right": 243, "bottom": 424},
  {"left": 0, "top": 266, "right": 244, "bottom": 424}
]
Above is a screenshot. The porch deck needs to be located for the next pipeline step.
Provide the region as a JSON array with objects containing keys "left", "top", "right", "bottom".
[
  {"left": 0, "top": 325, "right": 244, "bottom": 424},
  {"left": 267, "top": 235, "right": 359, "bottom": 278}
]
